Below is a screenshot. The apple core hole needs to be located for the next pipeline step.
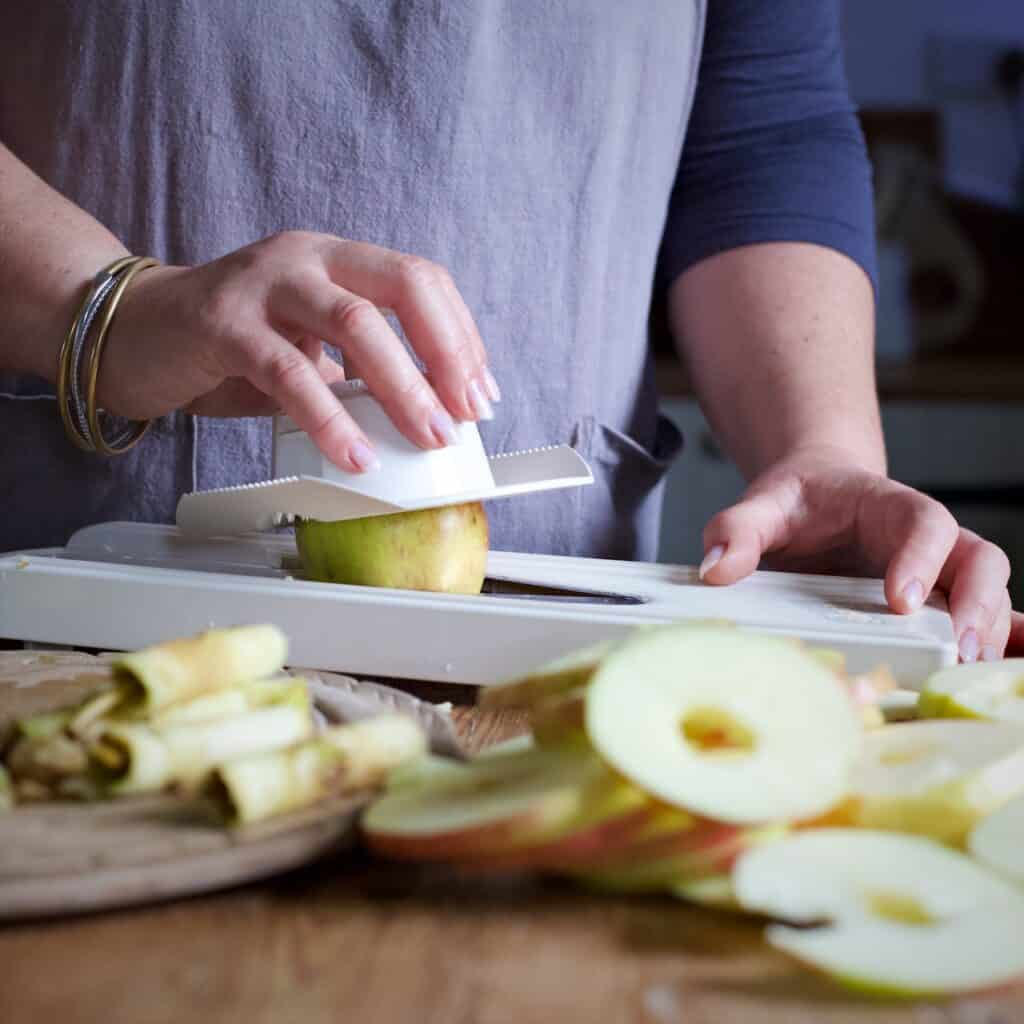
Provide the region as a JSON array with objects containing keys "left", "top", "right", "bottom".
[
  {"left": 680, "top": 707, "right": 756, "bottom": 755},
  {"left": 865, "top": 889, "right": 935, "bottom": 926}
]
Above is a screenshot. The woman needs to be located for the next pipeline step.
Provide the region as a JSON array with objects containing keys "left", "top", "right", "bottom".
[{"left": 1, "top": 0, "right": 1019, "bottom": 658}]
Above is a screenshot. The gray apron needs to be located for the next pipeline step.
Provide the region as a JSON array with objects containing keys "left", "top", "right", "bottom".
[{"left": 0, "top": 1, "right": 704, "bottom": 559}]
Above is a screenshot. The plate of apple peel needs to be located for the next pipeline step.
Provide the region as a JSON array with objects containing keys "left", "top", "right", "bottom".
[
  {"left": 0, "top": 623, "right": 429, "bottom": 822},
  {"left": 359, "top": 622, "right": 1024, "bottom": 1001}
]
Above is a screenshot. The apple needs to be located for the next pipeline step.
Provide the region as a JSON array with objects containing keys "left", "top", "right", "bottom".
[
  {"left": 733, "top": 828, "right": 1024, "bottom": 997},
  {"left": 851, "top": 720, "right": 1024, "bottom": 846},
  {"left": 919, "top": 660, "right": 1024, "bottom": 724},
  {"left": 361, "top": 746, "right": 633, "bottom": 861},
  {"left": 584, "top": 624, "right": 862, "bottom": 825},
  {"left": 295, "top": 500, "right": 488, "bottom": 595},
  {"left": 968, "top": 794, "right": 1024, "bottom": 885},
  {"left": 478, "top": 641, "right": 615, "bottom": 710}
]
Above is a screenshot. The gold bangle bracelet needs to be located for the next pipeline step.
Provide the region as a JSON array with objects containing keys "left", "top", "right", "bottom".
[
  {"left": 83, "top": 257, "right": 159, "bottom": 457},
  {"left": 56, "top": 255, "right": 140, "bottom": 452}
]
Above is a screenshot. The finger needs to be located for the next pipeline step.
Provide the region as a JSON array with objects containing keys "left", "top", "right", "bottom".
[
  {"left": 1006, "top": 611, "right": 1024, "bottom": 656},
  {"left": 981, "top": 591, "right": 1013, "bottom": 661},
  {"left": 935, "top": 531, "right": 1012, "bottom": 662},
  {"left": 276, "top": 277, "right": 459, "bottom": 451},
  {"left": 700, "top": 491, "right": 793, "bottom": 586},
  {"left": 192, "top": 340, "right": 348, "bottom": 417},
  {"left": 317, "top": 240, "right": 493, "bottom": 423},
  {"left": 230, "top": 326, "right": 379, "bottom": 473},
  {"left": 439, "top": 270, "right": 499, "bottom": 402},
  {"left": 297, "top": 337, "right": 347, "bottom": 386},
  {"left": 872, "top": 489, "right": 959, "bottom": 614}
]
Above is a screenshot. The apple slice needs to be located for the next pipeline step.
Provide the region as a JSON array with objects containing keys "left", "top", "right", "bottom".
[
  {"left": 919, "top": 660, "right": 1024, "bottom": 723},
  {"left": 478, "top": 641, "right": 615, "bottom": 710},
  {"left": 968, "top": 794, "right": 1024, "bottom": 884},
  {"left": 529, "top": 687, "right": 588, "bottom": 748},
  {"left": 585, "top": 625, "right": 862, "bottom": 824},
  {"left": 851, "top": 720, "right": 1024, "bottom": 846},
  {"left": 573, "top": 823, "right": 784, "bottom": 894},
  {"left": 361, "top": 747, "right": 628, "bottom": 861},
  {"left": 450, "top": 788, "right": 655, "bottom": 873},
  {"left": 673, "top": 874, "right": 739, "bottom": 911},
  {"left": 733, "top": 828, "right": 1024, "bottom": 997},
  {"left": 877, "top": 689, "right": 920, "bottom": 723},
  {"left": 480, "top": 621, "right": 736, "bottom": 712}
]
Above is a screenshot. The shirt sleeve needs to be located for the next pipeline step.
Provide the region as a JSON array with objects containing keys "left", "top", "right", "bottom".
[{"left": 657, "top": 0, "right": 877, "bottom": 293}]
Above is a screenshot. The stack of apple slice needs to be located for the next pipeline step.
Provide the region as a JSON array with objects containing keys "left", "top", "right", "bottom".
[
  {"left": 363, "top": 624, "right": 862, "bottom": 890},
  {"left": 361, "top": 625, "right": 1024, "bottom": 998}
]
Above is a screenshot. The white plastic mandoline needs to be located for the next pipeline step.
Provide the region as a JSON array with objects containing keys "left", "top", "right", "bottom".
[{"left": 0, "top": 384, "right": 956, "bottom": 686}]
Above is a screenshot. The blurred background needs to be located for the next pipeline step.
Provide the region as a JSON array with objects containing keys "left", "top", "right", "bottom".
[{"left": 656, "top": 0, "right": 1024, "bottom": 605}]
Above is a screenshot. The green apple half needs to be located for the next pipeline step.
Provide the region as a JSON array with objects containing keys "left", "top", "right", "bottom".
[
  {"left": 733, "top": 828, "right": 1024, "bottom": 997},
  {"left": 295, "top": 501, "right": 488, "bottom": 595},
  {"left": 585, "top": 624, "right": 862, "bottom": 825},
  {"left": 919, "top": 659, "right": 1024, "bottom": 723},
  {"left": 968, "top": 794, "right": 1024, "bottom": 885},
  {"left": 850, "top": 720, "right": 1024, "bottom": 846}
]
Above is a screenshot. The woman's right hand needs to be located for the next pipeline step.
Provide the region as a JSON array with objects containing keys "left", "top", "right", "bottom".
[{"left": 98, "top": 231, "right": 500, "bottom": 472}]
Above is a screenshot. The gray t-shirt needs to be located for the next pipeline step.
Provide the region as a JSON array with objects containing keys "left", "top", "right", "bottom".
[{"left": 2, "top": 2, "right": 704, "bottom": 557}]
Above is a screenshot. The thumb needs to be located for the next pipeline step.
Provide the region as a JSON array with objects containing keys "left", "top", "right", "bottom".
[{"left": 699, "top": 491, "right": 791, "bottom": 586}]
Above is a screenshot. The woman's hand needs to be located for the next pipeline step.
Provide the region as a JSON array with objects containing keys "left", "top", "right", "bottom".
[
  {"left": 698, "top": 445, "right": 1016, "bottom": 662},
  {"left": 98, "top": 232, "right": 500, "bottom": 473}
]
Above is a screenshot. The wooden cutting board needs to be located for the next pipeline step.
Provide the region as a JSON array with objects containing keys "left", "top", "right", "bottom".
[{"left": 0, "top": 651, "right": 363, "bottom": 921}]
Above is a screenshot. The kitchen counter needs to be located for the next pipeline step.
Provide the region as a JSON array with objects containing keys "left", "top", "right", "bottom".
[{"left": 3, "top": 691, "right": 1022, "bottom": 1024}]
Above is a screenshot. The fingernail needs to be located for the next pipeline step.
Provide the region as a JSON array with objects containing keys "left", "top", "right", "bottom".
[
  {"left": 699, "top": 544, "right": 725, "bottom": 581},
  {"left": 467, "top": 379, "right": 494, "bottom": 421},
  {"left": 429, "top": 408, "right": 459, "bottom": 447},
  {"left": 981, "top": 644, "right": 1001, "bottom": 662},
  {"left": 482, "top": 368, "right": 502, "bottom": 403},
  {"left": 901, "top": 579, "right": 925, "bottom": 612},
  {"left": 349, "top": 440, "right": 380, "bottom": 473},
  {"left": 959, "top": 627, "right": 980, "bottom": 663}
]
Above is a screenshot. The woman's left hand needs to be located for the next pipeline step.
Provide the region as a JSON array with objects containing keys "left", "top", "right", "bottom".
[{"left": 698, "top": 445, "right": 1018, "bottom": 661}]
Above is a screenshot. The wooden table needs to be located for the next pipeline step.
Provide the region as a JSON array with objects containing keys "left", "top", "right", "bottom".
[{"left": 2, "top": 702, "right": 1023, "bottom": 1024}]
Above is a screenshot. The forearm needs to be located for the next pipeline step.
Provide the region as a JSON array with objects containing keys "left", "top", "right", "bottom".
[
  {"left": 0, "top": 143, "right": 128, "bottom": 380},
  {"left": 667, "top": 241, "right": 886, "bottom": 479}
]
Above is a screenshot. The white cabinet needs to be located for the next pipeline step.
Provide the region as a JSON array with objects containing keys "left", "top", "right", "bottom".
[{"left": 657, "top": 397, "right": 1024, "bottom": 606}]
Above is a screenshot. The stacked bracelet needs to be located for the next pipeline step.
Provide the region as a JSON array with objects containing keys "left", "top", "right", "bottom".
[{"left": 57, "top": 256, "right": 159, "bottom": 455}]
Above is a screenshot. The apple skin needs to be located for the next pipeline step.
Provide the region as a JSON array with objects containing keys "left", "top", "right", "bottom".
[
  {"left": 572, "top": 824, "right": 782, "bottom": 893},
  {"left": 452, "top": 803, "right": 656, "bottom": 874},
  {"left": 295, "top": 501, "right": 488, "bottom": 595}
]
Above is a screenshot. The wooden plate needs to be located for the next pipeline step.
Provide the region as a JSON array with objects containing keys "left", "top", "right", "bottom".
[{"left": 0, "top": 652, "right": 361, "bottom": 921}]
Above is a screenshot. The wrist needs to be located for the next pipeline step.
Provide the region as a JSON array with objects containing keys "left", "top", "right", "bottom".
[
  {"left": 14, "top": 247, "right": 131, "bottom": 384},
  {"left": 764, "top": 437, "right": 888, "bottom": 478}
]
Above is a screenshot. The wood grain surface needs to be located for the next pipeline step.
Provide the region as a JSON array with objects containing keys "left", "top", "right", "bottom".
[{"left": 2, "top": 657, "right": 1023, "bottom": 1023}]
